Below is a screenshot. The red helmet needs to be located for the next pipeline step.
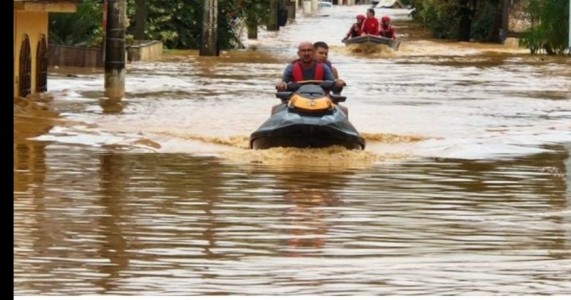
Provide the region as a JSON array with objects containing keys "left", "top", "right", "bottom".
[
  {"left": 356, "top": 14, "right": 365, "bottom": 20},
  {"left": 381, "top": 16, "right": 391, "bottom": 23}
]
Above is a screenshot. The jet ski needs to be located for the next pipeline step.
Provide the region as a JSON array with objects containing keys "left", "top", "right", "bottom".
[{"left": 249, "top": 80, "right": 366, "bottom": 150}]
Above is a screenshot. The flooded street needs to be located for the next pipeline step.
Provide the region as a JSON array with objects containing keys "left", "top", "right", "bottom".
[{"left": 14, "top": 5, "right": 571, "bottom": 296}]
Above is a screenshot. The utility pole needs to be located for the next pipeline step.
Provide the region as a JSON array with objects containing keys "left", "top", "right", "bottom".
[
  {"left": 568, "top": 0, "right": 570, "bottom": 54},
  {"left": 267, "top": 0, "right": 278, "bottom": 31},
  {"left": 104, "top": 0, "right": 126, "bottom": 100},
  {"left": 246, "top": 12, "right": 258, "bottom": 39},
  {"left": 133, "top": 0, "right": 147, "bottom": 40},
  {"left": 500, "top": 0, "right": 509, "bottom": 43},
  {"left": 200, "top": 0, "right": 218, "bottom": 56},
  {"left": 102, "top": 0, "right": 107, "bottom": 62}
]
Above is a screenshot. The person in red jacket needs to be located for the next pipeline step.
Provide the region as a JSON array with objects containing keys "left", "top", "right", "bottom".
[
  {"left": 360, "top": 8, "right": 379, "bottom": 36},
  {"left": 379, "top": 16, "right": 397, "bottom": 39},
  {"left": 343, "top": 14, "right": 365, "bottom": 40}
]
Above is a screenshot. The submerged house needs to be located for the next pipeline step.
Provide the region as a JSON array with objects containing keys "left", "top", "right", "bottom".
[{"left": 13, "top": 0, "right": 80, "bottom": 98}]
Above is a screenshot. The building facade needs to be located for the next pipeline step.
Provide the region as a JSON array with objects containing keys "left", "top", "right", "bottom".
[{"left": 13, "top": 0, "right": 79, "bottom": 98}]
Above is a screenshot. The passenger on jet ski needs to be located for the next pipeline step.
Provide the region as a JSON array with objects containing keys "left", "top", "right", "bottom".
[
  {"left": 313, "top": 41, "right": 349, "bottom": 116},
  {"left": 313, "top": 41, "right": 339, "bottom": 79}
]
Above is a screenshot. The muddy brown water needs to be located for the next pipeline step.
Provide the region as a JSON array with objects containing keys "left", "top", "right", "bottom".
[{"left": 14, "top": 5, "right": 571, "bottom": 296}]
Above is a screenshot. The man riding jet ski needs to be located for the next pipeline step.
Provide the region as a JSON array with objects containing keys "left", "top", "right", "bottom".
[
  {"left": 249, "top": 80, "right": 366, "bottom": 150},
  {"left": 249, "top": 41, "right": 365, "bottom": 150}
]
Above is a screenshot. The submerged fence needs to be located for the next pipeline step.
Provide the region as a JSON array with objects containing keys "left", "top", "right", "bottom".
[{"left": 48, "top": 41, "right": 163, "bottom": 68}]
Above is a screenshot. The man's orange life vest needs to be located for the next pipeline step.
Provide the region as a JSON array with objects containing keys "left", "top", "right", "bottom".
[{"left": 291, "top": 60, "right": 324, "bottom": 82}]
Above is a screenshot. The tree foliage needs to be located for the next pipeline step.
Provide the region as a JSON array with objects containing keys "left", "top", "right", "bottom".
[
  {"left": 410, "top": 0, "right": 569, "bottom": 54},
  {"left": 409, "top": 0, "right": 461, "bottom": 39},
  {"left": 519, "top": 0, "right": 570, "bottom": 55},
  {"left": 49, "top": 0, "right": 269, "bottom": 50},
  {"left": 49, "top": 0, "right": 103, "bottom": 47},
  {"left": 409, "top": 0, "right": 501, "bottom": 41},
  {"left": 50, "top": 0, "right": 568, "bottom": 55}
]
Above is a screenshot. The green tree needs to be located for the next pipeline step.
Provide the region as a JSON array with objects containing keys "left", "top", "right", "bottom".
[
  {"left": 519, "top": 0, "right": 570, "bottom": 55},
  {"left": 49, "top": 0, "right": 258, "bottom": 50},
  {"left": 125, "top": 0, "right": 256, "bottom": 49},
  {"left": 410, "top": 0, "right": 570, "bottom": 54},
  {"left": 227, "top": 0, "right": 271, "bottom": 41},
  {"left": 49, "top": 0, "right": 103, "bottom": 47},
  {"left": 409, "top": 0, "right": 502, "bottom": 41}
]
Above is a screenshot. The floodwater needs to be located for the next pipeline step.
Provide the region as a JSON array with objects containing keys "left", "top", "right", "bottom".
[{"left": 14, "top": 5, "right": 571, "bottom": 296}]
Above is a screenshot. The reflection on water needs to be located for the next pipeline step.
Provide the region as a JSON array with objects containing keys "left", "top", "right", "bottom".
[
  {"left": 14, "top": 142, "right": 571, "bottom": 295},
  {"left": 14, "top": 4, "right": 571, "bottom": 296},
  {"left": 99, "top": 98, "right": 125, "bottom": 114}
]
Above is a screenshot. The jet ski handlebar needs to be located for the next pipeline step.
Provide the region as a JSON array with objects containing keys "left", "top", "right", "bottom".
[
  {"left": 275, "top": 80, "right": 346, "bottom": 103},
  {"left": 285, "top": 80, "right": 335, "bottom": 92}
]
